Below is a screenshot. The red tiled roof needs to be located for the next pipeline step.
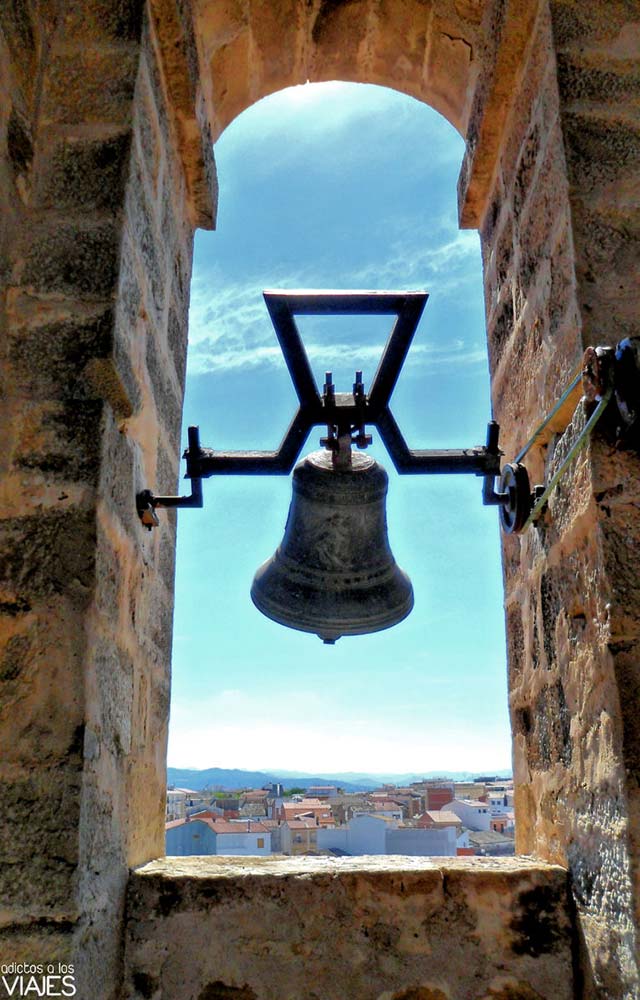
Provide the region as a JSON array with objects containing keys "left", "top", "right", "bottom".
[
  {"left": 212, "top": 821, "right": 271, "bottom": 834},
  {"left": 165, "top": 818, "right": 186, "bottom": 830}
]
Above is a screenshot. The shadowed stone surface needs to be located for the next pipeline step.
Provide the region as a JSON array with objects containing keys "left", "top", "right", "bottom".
[{"left": 123, "top": 857, "right": 574, "bottom": 1000}]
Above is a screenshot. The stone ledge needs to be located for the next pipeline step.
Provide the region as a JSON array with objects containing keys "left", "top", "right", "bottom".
[
  {"left": 133, "top": 853, "right": 564, "bottom": 879},
  {"left": 124, "top": 856, "right": 575, "bottom": 1000}
]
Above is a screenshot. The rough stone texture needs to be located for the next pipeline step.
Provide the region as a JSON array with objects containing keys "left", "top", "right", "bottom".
[
  {"left": 0, "top": 0, "right": 215, "bottom": 995},
  {"left": 465, "top": 0, "right": 640, "bottom": 997},
  {"left": 123, "top": 857, "right": 575, "bottom": 1000},
  {"left": 195, "top": 0, "right": 484, "bottom": 139}
]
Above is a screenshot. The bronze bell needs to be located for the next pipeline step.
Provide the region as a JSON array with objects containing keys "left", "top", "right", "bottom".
[{"left": 250, "top": 449, "right": 413, "bottom": 643}]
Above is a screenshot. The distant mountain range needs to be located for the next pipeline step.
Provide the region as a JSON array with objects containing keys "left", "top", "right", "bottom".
[{"left": 167, "top": 766, "right": 512, "bottom": 793}]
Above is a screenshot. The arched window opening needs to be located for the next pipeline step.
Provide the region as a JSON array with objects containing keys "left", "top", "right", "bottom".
[{"left": 168, "top": 83, "right": 510, "bottom": 838}]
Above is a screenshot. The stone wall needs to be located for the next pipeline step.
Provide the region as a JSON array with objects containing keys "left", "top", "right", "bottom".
[
  {"left": 0, "top": 0, "right": 215, "bottom": 995},
  {"left": 458, "top": 0, "right": 640, "bottom": 995},
  {"left": 123, "top": 856, "right": 575, "bottom": 1000}
]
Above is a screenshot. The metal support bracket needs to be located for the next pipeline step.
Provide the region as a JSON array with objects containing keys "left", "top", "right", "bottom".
[
  {"left": 489, "top": 340, "right": 640, "bottom": 535},
  {"left": 136, "top": 426, "right": 204, "bottom": 531},
  {"left": 137, "top": 291, "right": 504, "bottom": 530},
  {"left": 135, "top": 287, "right": 640, "bottom": 537}
]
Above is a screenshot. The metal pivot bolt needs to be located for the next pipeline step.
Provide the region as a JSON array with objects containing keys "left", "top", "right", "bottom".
[{"left": 497, "top": 463, "right": 532, "bottom": 534}]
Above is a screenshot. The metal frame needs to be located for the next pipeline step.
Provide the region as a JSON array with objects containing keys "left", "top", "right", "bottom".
[
  {"left": 137, "top": 295, "right": 639, "bottom": 535},
  {"left": 136, "top": 290, "right": 504, "bottom": 527},
  {"left": 193, "top": 290, "right": 500, "bottom": 476}
]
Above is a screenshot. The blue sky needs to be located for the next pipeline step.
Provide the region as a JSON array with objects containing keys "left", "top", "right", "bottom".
[{"left": 168, "top": 82, "right": 511, "bottom": 774}]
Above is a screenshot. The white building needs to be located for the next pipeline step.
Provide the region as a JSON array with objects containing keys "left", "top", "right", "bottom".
[
  {"left": 166, "top": 789, "right": 187, "bottom": 821},
  {"left": 446, "top": 799, "right": 491, "bottom": 832},
  {"left": 318, "top": 813, "right": 457, "bottom": 857},
  {"left": 212, "top": 821, "right": 272, "bottom": 856},
  {"left": 487, "top": 789, "right": 512, "bottom": 815},
  {"left": 166, "top": 818, "right": 272, "bottom": 856}
]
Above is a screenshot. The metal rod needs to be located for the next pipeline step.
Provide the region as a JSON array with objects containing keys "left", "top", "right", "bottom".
[
  {"left": 481, "top": 421, "right": 508, "bottom": 505},
  {"left": 515, "top": 370, "right": 583, "bottom": 463},
  {"left": 523, "top": 385, "right": 614, "bottom": 529}
]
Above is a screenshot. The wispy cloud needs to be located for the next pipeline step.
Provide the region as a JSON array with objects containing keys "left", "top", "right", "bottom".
[
  {"left": 220, "top": 82, "right": 464, "bottom": 180},
  {"left": 187, "top": 229, "right": 483, "bottom": 376}
]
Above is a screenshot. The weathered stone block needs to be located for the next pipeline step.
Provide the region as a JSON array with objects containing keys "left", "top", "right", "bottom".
[
  {"left": 0, "top": 925, "right": 74, "bottom": 965},
  {"left": 426, "top": 19, "right": 475, "bottom": 132},
  {"left": 95, "top": 522, "right": 124, "bottom": 626},
  {"left": 86, "top": 350, "right": 139, "bottom": 418},
  {"left": 0, "top": 508, "right": 96, "bottom": 608},
  {"left": 312, "top": 0, "right": 370, "bottom": 74},
  {"left": 513, "top": 121, "right": 541, "bottom": 219},
  {"left": 156, "top": 441, "right": 179, "bottom": 497},
  {"left": 140, "top": 19, "right": 172, "bottom": 153},
  {"left": 599, "top": 512, "right": 640, "bottom": 643},
  {"left": 557, "top": 53, "right": 640, "bottom": 107},
  {"left": 526, "top": 681, "right": 572, "bottom": 771},
  {"left": 0, "top": 0, "right": 36, "bottom": 83},
  {"left": 0, "top": 603, "right": 85, "bottom": 767},
  {"left": 548, "top": 224, "right": 578, "bottom": 341},
  {"left": 148, "top": 590, "right": 175, "bottom": 658},
  {"left": 13, "top": 399, "right": 104, "bottom": 483},
  {"left": 167, "top": 303, "right": 188, "bottom": 389},
  {"left": 127, "top": 556, "right": 175, "bottom": 656},
  {"left": 92, "top": 636, "right": 135, "bottom": 757},
  {"left": 36, "top": 131, "right": 132, "bottom": 212},
  {"left": 209, "top": 32, "right": 252, "bottom": 135},
  {"left": 123, "top": 857, "right": 575, "bottom": 1000},
  {"left": 145, "top": 335, "right": 183, "bottom": 440},
  {"left": 369, "top": 0, "right": 433, "bottom": 105},
  {"left": 563, "top": 113, "right": 640, "bottom": 191},
  {"left": 500, "top": 13, "right": 556, "bottom": 193},
  {"left": 60, "top": 0, "right": 145, "bottom": 42},
  {"left": 6, "top": 306, "right": 114, "bottom": 400},
  {"left": 506, "top": 602, "right": 525, "bottom": 680},
  {"left": 549, "top": 0, "right": 640, "bottom": 52},
  {"left": 487, "top": 291, "right": 514, "bottom": 371},
  {"left": 125, "top": 157, "right": 167, "bottom": 317},
  {"left": 40, "top": 47, "right": 139, "bottom": 126},
  {"left": 156, "top": 523, "right": 178, "bottom": 593},
  {"left": 134, "top": 77, "right": 163, "bottom": 197},
  {"left": 0, "top": 770, "right": 82, "bottom": 915},
  {"left": 98, "top": 410, "right": 137, "bottom": 530},
  {"left": 116, "top": 235, "right": 144, "bottom": 329},
  {"left": 516, "top": 128, "right": 569, "bottom": 295},
  {"left": 570, "top": 205, "right": 640, "bottom": 337},
  {"left": 21, "top": 220, "right": 121, "bottom": 299}
]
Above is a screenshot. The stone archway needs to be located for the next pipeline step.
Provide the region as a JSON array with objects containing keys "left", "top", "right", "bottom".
[{"left": 195, "top": 0, "right": 483, "bottom": 139}]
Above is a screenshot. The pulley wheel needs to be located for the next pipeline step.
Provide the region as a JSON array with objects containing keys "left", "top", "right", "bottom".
[{"left": 499, "top": 463, "right": 531, "bottom": 534}]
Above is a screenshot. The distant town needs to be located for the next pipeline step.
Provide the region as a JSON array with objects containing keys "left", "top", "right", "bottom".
[{"left": 166, "top": 775, "right": 515, "bottom": 859}]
